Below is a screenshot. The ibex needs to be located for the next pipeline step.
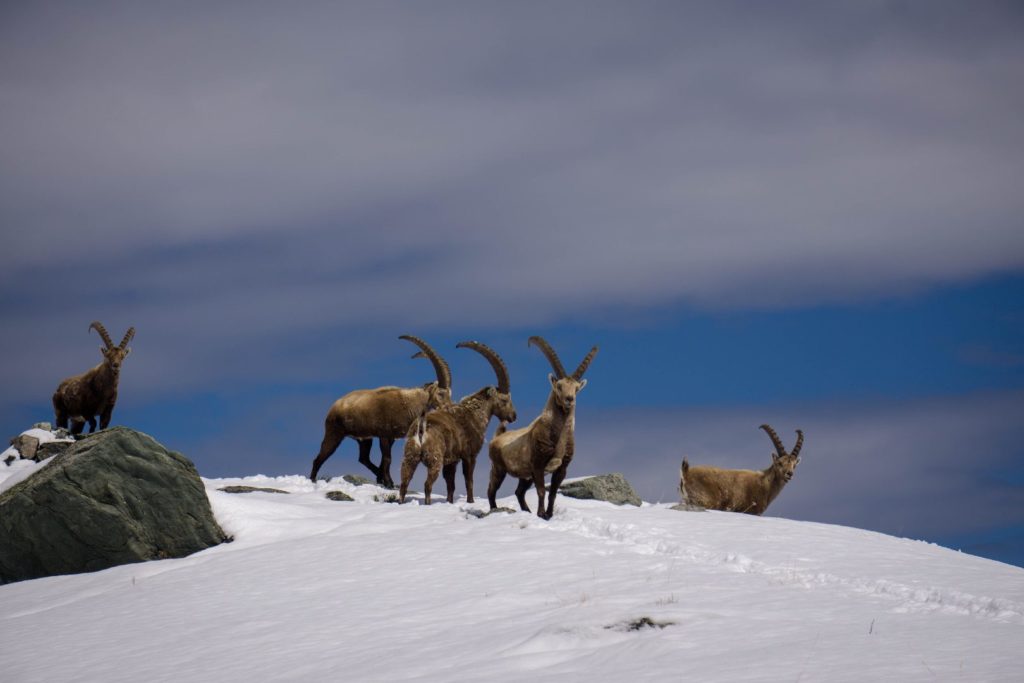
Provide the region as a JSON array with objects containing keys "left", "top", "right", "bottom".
[
  {"left": 52, "top": 321, "right": 135, "bottom": 435},
  {"left": 679, "top": 424, "right": 804, "bottom": 515},
  {"left": 487, "top": 337, "right": 597, "bottom": 519},
  {"left": 309, "top": 336, "right": 452, "bottom": 486},
  {"left": 399, "top": 341, "right": 517, "bottom": 505}
]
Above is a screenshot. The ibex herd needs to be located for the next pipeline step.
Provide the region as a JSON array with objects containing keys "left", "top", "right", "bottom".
[{"left": 48, "top": 323, "right": 807, "bottom": 518}]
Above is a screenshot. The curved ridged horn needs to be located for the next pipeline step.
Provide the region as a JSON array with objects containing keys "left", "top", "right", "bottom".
[
  {"left": 571, "top": 346, "right": 599, "bottom": 381},
  {"left": 118, "top": 327, "right": 136, "bottom": 350},
  {"left": 456, "top": 341, "right": 510, "bottom": 394},
  {"left": 528, "top": 336, "right": 567, "bottom": 379},
  {"left": 760, "top": 424, "right": 787, "bottom": 458},
  {"left": 791, "top": 429, "right": 804, "bottom": 458},
  {"left": 89, "top": 321, "right": 114, "bottom": 348},
  {"left": 400, "top": 335, "right": 450, "bottom": 390}
]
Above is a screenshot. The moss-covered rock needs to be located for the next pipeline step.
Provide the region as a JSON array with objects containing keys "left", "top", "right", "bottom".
[
  {"left": 558, "top": 473, "right": 642, "bottom": 506},
  {"left": 0, "top": 427, "right": 229, "bottom": 584}
]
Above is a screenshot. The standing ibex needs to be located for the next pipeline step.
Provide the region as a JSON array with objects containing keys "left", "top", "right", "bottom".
[
  {"left": 399, "top": 341, "right": 517, "bottom": 505},
  {"left": 309, "top": 336, "right": 452, "bottom": 486},
  {"left": 487, "top": 337, "right": 597, "bottom": 519},
  {"left": 679, "top": 424, "right": 804, "bottom": 515},
  {"left": 52, "top": 321, "right": 135, "bottom": 435}
]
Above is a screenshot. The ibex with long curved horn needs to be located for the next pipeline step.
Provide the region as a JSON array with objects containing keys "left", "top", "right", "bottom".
[
  {"left": 309, "top": 336, "right": 452, "bottom": 486},
  {"left": 487, "top": 336, "right": 597, "bottom": 519},
  {"left": 52, "top": 321, "right": 135, "bottom": 435},
  {"left": 679, "top": 424, "right": 804, "bottom": 515},
  {"left": 399, "top": 341, "right": 517, "bottom": 505}
]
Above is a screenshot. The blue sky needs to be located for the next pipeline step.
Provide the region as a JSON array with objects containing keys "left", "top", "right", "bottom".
[{"left": 2, "top": 2, "right": 1022, "bottom": 566}]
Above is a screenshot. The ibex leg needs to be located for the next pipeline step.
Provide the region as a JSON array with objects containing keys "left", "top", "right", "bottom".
[
  {"left": 310, "top": 426, "right": 345, "bottom": 482},
  {"left": 488, "top": 464, "right": 507, "bottom": 510},
  {"left": 514, "top": 478, "right": 532, "bottom": 512},
  {"left": 443, "top": 462, "right": 458, "bottom": 503},
  {"left": 356, "top": 438, "right": 384, "bottom": 483},
  {"left": 545, "top": 462, "right": 568, "bottom": 520},
  {"left": 378, "top": 438, "right": 396, "bottom": 489}
]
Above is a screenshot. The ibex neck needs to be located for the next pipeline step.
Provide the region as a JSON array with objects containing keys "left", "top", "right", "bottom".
[
  {"left": 762, "top": 465, "right": 788, "bottom": 506},
  {"left": 542, "top": 393, "right": 573, "bottom": 434},
  {"left": 456, "top": 388, "right": 496, "bottom": 438}
]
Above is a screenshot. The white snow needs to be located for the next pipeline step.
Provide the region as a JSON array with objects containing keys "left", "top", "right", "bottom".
[{"left": 1, "top": 470, "right": 1022, "bottom": 682}]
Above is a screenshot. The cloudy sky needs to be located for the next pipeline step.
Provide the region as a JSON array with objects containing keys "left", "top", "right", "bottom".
[{"left": 3, "top": 2, "right": 1022, "bottom": 565}]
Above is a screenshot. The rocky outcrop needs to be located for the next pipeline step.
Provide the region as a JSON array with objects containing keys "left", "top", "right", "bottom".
[
  {"left": 218, "top": 486, "right": 289, "bottom": 494},
  {"left": 5, "top": 426, "right": 74, "bottom": 465},
  {"left": 558, "top": 473, "right": 642, "bottom": 507},
  {"left": 0, "top": 427, "right": 229, "bottom": 584},
  {"left": 325, "top": 490, "right": 354, "bottom": 502}
]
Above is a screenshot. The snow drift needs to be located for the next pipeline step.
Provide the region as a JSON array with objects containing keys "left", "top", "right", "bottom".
[{"left": 1, "top": 466, "right": 1022, "bottom": 681}]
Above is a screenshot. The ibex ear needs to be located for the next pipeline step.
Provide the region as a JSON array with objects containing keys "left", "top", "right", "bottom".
[
  {"left": 125, "top": 347, "right": 132, "bottom": 357},
  {"left": 99, "top": 346, "right": 106, "bottom": 354},
  {"left": 549, "top": 373, "right": 558, "bottom": 388},
  {"left": 577, "top": 379, "right": 587, "bottom": 392}
]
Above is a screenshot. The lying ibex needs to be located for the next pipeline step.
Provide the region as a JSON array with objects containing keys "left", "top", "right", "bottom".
[
  {"left": 488, "top": 337, "right": 597, "bottom": 519},
  {"left": 679, "top": 424, "right": 804, "bottom": 515},
  {"left": 52, "top": 321, "right": 135, "bottom": 435},
  {"left": 399, "top": 341, "right": 517, "bottom": 505},
  {"left": 309, "top": 336, "right": 452, "bottom": 486}
]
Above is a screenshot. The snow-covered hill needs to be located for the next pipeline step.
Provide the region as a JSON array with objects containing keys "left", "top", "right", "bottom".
[{"left": 2, "top": 467, "right": 1022, "bottom": 682}]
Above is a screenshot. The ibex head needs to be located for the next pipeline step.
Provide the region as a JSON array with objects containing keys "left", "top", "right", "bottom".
[
  {"left": 90, "top": 321, "right": 134, "bottom": 372},
  {"left": 456, "top": 340, "right": 517, "bottom": 423},
  {"left": 760, "top": 424, "right": 803, "bottom": 483},
  {"left": 528, "top": 336, "right": 598, "bottom": 413}
]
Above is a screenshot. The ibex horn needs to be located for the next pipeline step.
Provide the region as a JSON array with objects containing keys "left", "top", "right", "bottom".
[
  {"left": 119, "top": 327, "right": 136, "bottom": 350},
  {"left": 89, "top": 321, "right": 114, "bottom": 349},
  {"left": 456, "top": 341, "right": 510, "bottom": 394},
  {"left": 791, "top": 429, "right": 804, "bottom": 458},
  {"left": 528, "top": 336, "right": 567, "bottom": 379},
  {"left": 759, "top": 424, "right": 788, "bottom": 459},
  {"left": 571, "top": 346, "right": 599, "bottom": 381},
  {"left": 400, "top": 335, "right": 451, "bottom": 390}
]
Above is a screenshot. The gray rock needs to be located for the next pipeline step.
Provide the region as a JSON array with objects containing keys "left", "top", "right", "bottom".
[
  {"left": 9, "top": 435, "right": 40, "bottom": 461},
  {"left": 0, "top": 427, "right": 229, "bottom": 584},
  {"left": 342, "top": 474, "right": 372, "bottom": 486},
  {"left": 32, "top": 422, "right": 52, "bottom": 431},
  {"left": 218, "top": 485, "right": 289, "bottom": 494},
  {"left": 325, "top": 490, "right": 354, "bottom": 502},
  {"left": 558, "top": 473, "right": 642, "bottom": 507},
  {"left": 3, "top": 454, "right": 14, "bottom": 466},
  {"left": 34, "top": 440, "right": 73, "bottom": 462},
  {"left": 670, "top": 502, "right": 705, "bottom": 512}
]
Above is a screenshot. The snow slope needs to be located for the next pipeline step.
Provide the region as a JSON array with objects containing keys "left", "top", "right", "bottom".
[{"left": 1, "top": 469, "right": 1022, "bottom": 682}]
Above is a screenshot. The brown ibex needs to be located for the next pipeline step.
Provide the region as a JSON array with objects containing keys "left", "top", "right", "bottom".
[
  {"left": 309, "top": 336, "right": 452, "bottom": 486},
  {"left": 487, "top": 337, "right": 597, "bottom": 519},
  {"left": 52, "top": 321, "right": 135, "bottom": 435},
  {"left": 679, "top": 424, "right": 804, "bottom": 515},
  {"left": 399, "top": 341, "right": 517, "bottom": 505}
]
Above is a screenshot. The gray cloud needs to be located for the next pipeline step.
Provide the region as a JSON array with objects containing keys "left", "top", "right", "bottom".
[
  {"left": 3, "top": 3, "right": 1023, "bottom": 313},
  {"left": 2, "top": 3, "right": 1023, "bottom": 518}
]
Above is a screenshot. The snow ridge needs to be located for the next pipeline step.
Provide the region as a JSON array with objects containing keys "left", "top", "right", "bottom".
[{"left": 498, "top": 506, "right": 1024, "bottom": 624}]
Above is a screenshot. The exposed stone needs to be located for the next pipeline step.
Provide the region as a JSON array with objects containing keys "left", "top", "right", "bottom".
[
  {"left": 670, "top": 502, "right": 705, "bottom": 512},
  {"left": 342, "top": 474, "right": 372, "bottom": 486},
  {"left": 0, "top": 427, "right": 229, "bottom": 584},
  {"left": 218, "top": 485, "right": 289, "bottom": 494},
  {"left": 35, "top": 440, "right": 74, "bottom": 462},
  {"left": 9, "top": 435, "right": 39, "bottom": 461},
  {"left": 32, "top": 422, "right": 53, "bottom": 431},
  {"left": 325, "top": 490, "right": 354, "bottom": 502},
  {"left": 558, "top": 473, "right": 642, "bottom": 507}
]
